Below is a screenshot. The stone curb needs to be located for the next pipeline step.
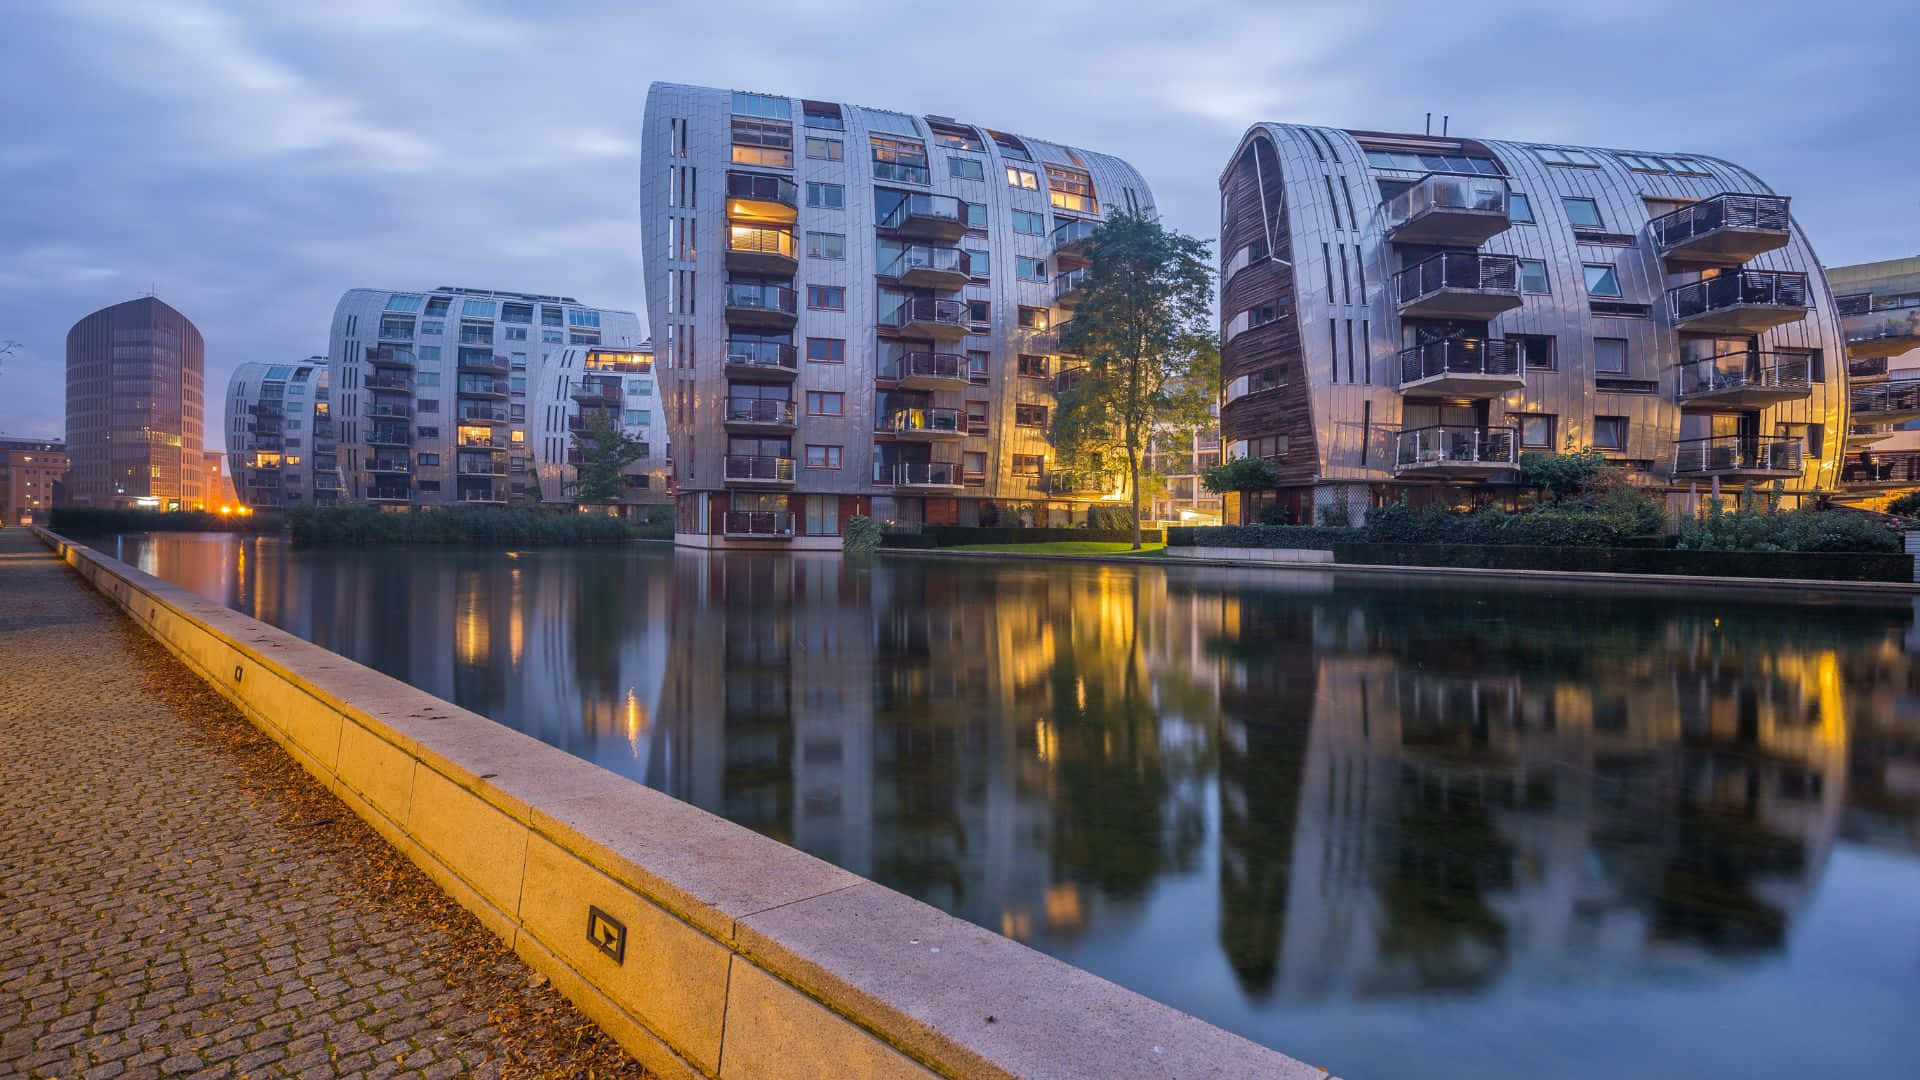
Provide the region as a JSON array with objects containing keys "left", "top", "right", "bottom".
[{"left": 32, "top": 528, "right": 1330, "bottom": 1080}]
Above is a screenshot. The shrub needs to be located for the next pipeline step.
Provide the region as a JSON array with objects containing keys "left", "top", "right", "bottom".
[
  {"left": 1166, "top": 525, "right": 1361, "bottom": 548},
  {"left": 1677, "top": 505, "right": 1901, "bottom": 553},
  {"left": 842, "top": 514, "right": 881, "bottom": 556},
  {"left": 1200, "top": 456, "right": 1278, "bottom": 495},
  {"left": 1317, "top": 499, "right": 1352, "bottom": 528},
  {"left": 1257, "top": 502, "right": 1294, "bottom": 525},
  {"left": 1361, "top": 501, "right": 1630, "bottom": 547},
  {"left": 1085, "top": 504, "right": 1137, "bottom": 532},
  {"left": 1518, "top": 449, "right": 1610, "bottom": 499},
  {"left": 1887, "top": 491, "right": 1920, "bottom": 519},
  {"left": 287, "top": 505, "right": 634, "bottom": 546},
  {"left": 50, "top": 507, "right": 279, "bottom": 534}
]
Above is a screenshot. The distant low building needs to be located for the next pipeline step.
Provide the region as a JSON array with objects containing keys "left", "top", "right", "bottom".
[{"left": 0, "top": 437, "right": 68, "bottom": 525}]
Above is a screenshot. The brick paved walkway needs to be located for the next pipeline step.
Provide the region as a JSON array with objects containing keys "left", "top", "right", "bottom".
[{"left": 0, "top": 529, "right": 647, "bottom": 1079}]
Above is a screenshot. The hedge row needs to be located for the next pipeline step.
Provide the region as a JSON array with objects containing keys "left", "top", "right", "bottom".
[
  {"left": 288, "top": 505, "right": 637, "bottom": 546},
  {"left": 50, "top": 507, "right": 281, "bottom": 534},
  {"left": 882, "top": 525, "right": 1165, "bottom": 549},
  {"left": 1331, "top": 543, "right": 1912, "bottom": 582},
  {"left": 1167, "top": 525, "right": 1360, "bottom": 548}
]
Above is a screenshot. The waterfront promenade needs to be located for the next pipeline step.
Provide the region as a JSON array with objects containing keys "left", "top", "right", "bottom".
[{"left": 0, "top": 529, "right": 646, "bottom": 1079}]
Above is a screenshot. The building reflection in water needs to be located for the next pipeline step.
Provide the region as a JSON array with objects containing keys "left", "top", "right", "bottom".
[{"left": 115, "top": 533, "right": 1920, "bottom": 1075}]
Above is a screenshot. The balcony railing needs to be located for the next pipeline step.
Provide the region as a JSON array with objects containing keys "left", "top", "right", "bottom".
[
  {"left": 1053, "top": 267, "right": 1089, "bottom": 304},
  {"left": 1047, "top": 471, "right": 1113, "bottom": 495},
  {"left": 723, "top": 283, "right": 798, "bottom": 322},
  {"left": 367, "top": 487, "right": 412, "bottom": 502},
  {"left": 884, "top": 406, "right": 963, "bottom": 436},
  {"left": 364, "top": 458, "right": 411, "bottom": 474},
  {"left": 1668, "top": 269, "right": 1808, "bottom": 327},
  {"left": 1673, "top": 435, "right": 1803, "bottom": 477},
  {"left": 1382, "top": 172, "right": 1510, "bottom": 244},
  {"left": 1394, "top": 252, "right": 1521, "bottom": 316},
  {"left": 364, "top": 374, "right": 413, "bottom": 392},
  {"left": 723, "top": 455, "right": 796, "bottom": 483},
  {"left": 877, "top": 461, "right": 963, "bottom": 487},
  {"left": 366, "top": 427, "right": 411, "bottom": 447},
  {"left": 1842, "top": 306, "right": 1920, "bottom": 359},
  {"left": 1850, "top": 356, "right": 1890, "bottom": 380},
  {"left": 1834, "top": 292, "right": 1873, "bottom": 317},
  {"left": 1674, "top": 352, "right": 1811, "bottom": 403},
  {"left": 888, "top": 244, "right": 970, "bottom": 288},
  {"left": 1648, "top": 193, "right": 1791, "bottom": 265},
  {"left": 722, "top": 510, "right": 795, "bottom": 537},
  {"left": 459, "top": 353, "right": 510, "bottom": 373},
  {"left": 457, "top": 404, "right": 509, "bottom": 423},
  {"left": 726, "top": 339, "right": 799, "bottom": 373},
  {"left": 1395, "top": 426, "right": 1519, "bottom": 472},
  {"left": 459, "top": 377, "right": 510, "bottom": 397},
  {"left": 890, "top": 296, "right": 968, "bottom": 335},
  {"left": 457, "top": 455, "right": 509, "bottom": 477},
  {"left": 570, "top": 380, "right": 621, "bottom": 404},
  {"left": 878, "top": 193, "right": 964, "bottom": 234},
  {"left": 1850, "top": 379, "right": 1920, "bottom": 419},
  {"left": 365, "top": 346, "right": 415, "bottom": 368},
  {"left": 726, "top": 226, "right": 797, "bottom": 259},
  {"left": 1842, "top": 450, "right": 1920, "bottom": 487},
  {"left": 725, "top": 398, "right": 797, "bottom": 425},
  {"left": 1052, "top": 217, "right": 1098, "bottom": 254},
  {"left": 363, "top": 402, "right": 411, "bottom": 420},
  {"left": 457, "top": 433, "right": 503, "bottom": 448},
  {"left": 726, "top": 170, "right": 799, "bottom": 210},
  {"left": 884, "top": 350, "right": 968, "bottom": 383},
  {"left": 1397, "top": 338, "right": 1522, "bottom": 387},
  {"left": 458, "top": 326, "right": 494, "bottom": 345}
]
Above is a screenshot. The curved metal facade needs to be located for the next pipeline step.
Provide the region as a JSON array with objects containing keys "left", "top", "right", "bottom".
[
  {"left": 1219, "top": 124, "right": 1848, "bottom": 520},
  {"left": 224, "top": 359, "right": 337, "bottom": 509}
]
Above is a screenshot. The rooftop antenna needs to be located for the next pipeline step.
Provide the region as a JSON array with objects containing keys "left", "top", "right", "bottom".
[
  {"left": 1442, "top": 115, "right": 1450, "bottom": 137},
  {"left": 1425, "top": 112, "right": 1431, "bottom": 136}
]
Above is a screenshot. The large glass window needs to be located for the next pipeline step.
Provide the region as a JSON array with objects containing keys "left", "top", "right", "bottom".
[
  {"left": 963, "top": 202, "right": 988, "bottom": 229},
  {"left": 732, "top": 92, "right": 791, "bottom": 119},
  {"left": 1012, "top": 210, "right": 1046, "bottom": 236},
  {"left": 805, "top": 137, "right": 842, "bottom": 161},
  {"left": 1016, "top": 256, "right": 1046, "bottom": 281},
  {"left": 806, "top": 182, "right": 844, "bottom": 209},
  {"left": 385, "top": 293, "right": 424, "bottom": 312},
  {"left": 461, "top": 298, "right": 496, "bottom": 318},
  {"left": 949, "top": 157, "right": 985, "bottom": 181},
  {"left": 1007, "top": 166, "right": 1039, "bottom": 190},
  {"left": 732, "top": 118, "right": 793, "bottom": 169},
  {"left": 1562, "top": 197, "right": 1603, "bottom": 229},
  {"left": 806, "top": 232, "right": 845, "bottom": 259}
]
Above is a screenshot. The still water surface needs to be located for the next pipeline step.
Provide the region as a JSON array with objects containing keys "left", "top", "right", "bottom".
[{"left": 114, "top": 533, "right": 1920, "bottom": 1079}]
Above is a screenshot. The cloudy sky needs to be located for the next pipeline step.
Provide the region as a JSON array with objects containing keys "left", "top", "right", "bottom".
[{"left": 2, "top": 0, "right": 1914, "bottom": 446}]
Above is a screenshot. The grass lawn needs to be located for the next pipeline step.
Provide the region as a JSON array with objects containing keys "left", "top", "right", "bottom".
[{"left": 944, "top": 541, "right": 1166, "bottom": 556}]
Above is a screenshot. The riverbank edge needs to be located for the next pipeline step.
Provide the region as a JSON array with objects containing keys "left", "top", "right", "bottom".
[
  {"left": 879, "top": 545, "right": 1920, "bottom": 596},
  {"left": 29, "top": 528, "right": 1326, "bottom": 1080}
]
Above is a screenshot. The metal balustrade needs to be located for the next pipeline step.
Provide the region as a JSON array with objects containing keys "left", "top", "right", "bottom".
[
  {"left": 1673, "top": 351, "right": 1812, "bottom": 403},
  {"left": 884, "top": 406, "right": 963, "bottom": 435},
  {"left": 1383, "top": 173, "right": 1510, "bottom": 244},
  {"left": 876, "top": 462, "right": 962, "bottom": 487},
  {"left": 725, "top": 399, "right": 797, "bottom": 425},
  {"left": 1648, "top": 193, "right": 1790, "bottom": 261},
  {"left": 1672, "top": 435, "right": 1803, "bottom": 476},
  {"left": 1668, "top": 269, "right": 1808, "bottom": 326},
  {"left": 1395, "top": 426, "right": 1519, "bottom": 472},
  {"left": 1394, "top": 253, "right": 1521, "bottom": 317},
  {"left": 723, "top": 455, "right": 796, "bottom": 483},
  {"left": 1397, "top": 338, "right": 1522, "bottom": 388},
  {"left": 722, "top": 510, "right": 796, "bottom": 537},
  {"left": 1851, "top": 379, "right": 1920, "bottom": 420}
]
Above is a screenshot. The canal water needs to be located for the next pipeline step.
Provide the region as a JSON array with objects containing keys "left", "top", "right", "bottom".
[{"left": 113, "top": 533, "right": 1920, "bottom": 1079}]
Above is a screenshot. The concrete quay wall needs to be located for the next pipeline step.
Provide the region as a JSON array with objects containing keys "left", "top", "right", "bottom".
[{"left": 33, "top": 529, "right": 1325, "bottom": 1080}]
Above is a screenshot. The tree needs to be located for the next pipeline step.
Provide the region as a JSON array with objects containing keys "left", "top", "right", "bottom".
[
  {"left": 569, "top": 412, "right": 647, "bottom": 505},
  {"left": 1200, "top": 456, "right": 1278, "bottom": 497},
  {"left": 1051, "top": 213, "right": 1218, "bottom": 549}
]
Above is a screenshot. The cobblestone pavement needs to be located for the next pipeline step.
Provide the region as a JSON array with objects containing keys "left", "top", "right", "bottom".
[{"left": 0, "top": 530, "right": 649, "bottom": 1079}]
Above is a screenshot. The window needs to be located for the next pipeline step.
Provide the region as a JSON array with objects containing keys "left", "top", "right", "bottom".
[
  {"left": 1583, "top": 263, "right": 1622, "bottom": 297},
  {"left": 1616, "top": 154, "right": 1711, "bottom": 175},
  {"left": 461, "top": 298, "right": 496, "bottom": 318},
  {"left": 802, "top": 100, "right": 843, "bottom": 130},
  {"left": 1518, "top": 259, "right": 1551, "bottom": 294},
  {"left": 966, "top": 350, "right": 990, "bottom": 382},
  {"left": 949, "top": 157, "right": 985, "bottom": 181},
  {"left": 542, "top": 329, "right": 562, "bottom": 344},
  {"left": 806, "top": 182, "right": 844, "bottom": 209},
  {"left": 963, "top": 201, "right": 988, "bottom": 229},
  {"left": 1362, "top": 148, "right": 1501, "bottom": 174},
  {"left": 732, "top": 91, "right": 790, "bottom": 119},
  {"left": 417, "top": 399, "right": 440, "bottom": 413},
  {"left": 1045, "top": 166, "right": 1097, "bottom": 213},
  {"left": 1016, "top": 404, "right": 1048, "bottom": 427},
  {"left": 420, "top": 321, "right": 443, "bottom": 335},
  {"left": 511, "top": 352, "right": 527, "bottom": 370},
  {"left": 417, "top": 453, "right": 440, "bottom": 466},
  {"left": 1007, "top": 166, "right": 1039, "bottom": 190},
  {"left": 1515, "top": 335, "right": 1556, "bottom": 370},
  {"left": 1518, "top": 414, "right": 1555, "bottom": 448},
  {"left": 1593, "top": 416, "right": 1628, "bottom": 451},
  {"left": 1562, "top": 197, "right": 1603, "bottom": 229},
  {"left": 569, "top": 309, "right": 601, "bottom": 327},
  {"left": 385, "top": 293, "right": 424, "bottom": 312},
  {"left": 1017, "top": 306, "right": 1050, "bottom": 331},
  {"left": 870, "top": 134, "right": 929, "bottom": 184},
  {"left": 964, "top": 248, "right": 990, "bottom": 278},
  {"left": 804, "top": 494, "right": 840, "bottom": 535},
  {"left": 968, "top": 300, "right": 991, "bottom": 325},
  {"left": 806, "top": 338, "right": 844, "bottom": 363},
  {"left": 1247, "top": 435, "right": 1289, "bottom": 459},
  {"left": 1508, "top": 192, "right": 1534, "bottom": 223},
  {"left": 963, "top": 451, "right": 987, "bottom": 480},
  {"left": 806, "top": 391, "right": 843, "bottom": 415},
  {"left": 1594, "top": 337, "right": 1627, "bottom": 374},
  {"left": 501, "top": 302, "right": 532, "bottom": 323},
  {"left": 965, "top": 400, "right": 989, "bottom": 434},
  {"left": 807, "top": 232, "right": 845, "bottom": 259},
  {"left": 732, "top": 117, "right": 793, "bottom": 168},
  {"left": 504, "top": 326, "right": 527, "bottom": 341},
  {"left": 1017, "top": 354, "right": 1048, "bottom": 378},
  {"left": 417, "top": 371, "right": 441, "bottom": 387},
  {"left": 807, "top": 285, "right": 845, "bottom": 310},
  {"left": 541, "top": 306, "right": 563, "bottom": 326},
  {"left": 1011, "top": 210, "right": 1045, "bottom": 235},
  {"left": 1012, "top": 454, "right": 1043, "bottom": 476},
  {"left": 1016, "top": 256, "right": 1046, "bottom": 281},
  {"left": 1534, "top": 146, "right": 1599, "bottom": 167},
  {"left": 417, "top": 426, "right": 439, "bottom": 438},
  {"left": 805, "top": 137, "right": 843, "bottom": 161},
  {"left": 425, "top": 296, "right": 451, "bottom": 316},
  {"left": 804, "top": 445, "right": 842, "bottom": 469}
]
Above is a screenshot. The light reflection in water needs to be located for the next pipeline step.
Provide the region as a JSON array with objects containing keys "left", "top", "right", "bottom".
[{"left": 110, "top": 532, "right": 1920, "bottom": 1080}]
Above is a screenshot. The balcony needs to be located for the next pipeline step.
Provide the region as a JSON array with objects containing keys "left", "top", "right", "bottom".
[
  {"left": 725, "top": 225, "right": 798, "bottom": 276},
  {"left": 1047, "top": 471, "right": 1114, "bottom": 495},
  {"left": 366, "top": 427, "right": 411, "bottom": 448},
  {"left": 1673, "top": 435, "right": 1803, "bottom": 479},
  {"left": 877, "top": 461, "right": 963, "bottom": 489},
  {"left": 457, "top": 488, "right": 508, "bottom": 505},
  {"left": 1673, "top": 351, "right": 1812, "bottom": 407},
  {"left": 365, "top": 457, "right": 411, "bottom": 474},
  {"left": 890, "top": 350, "right": 968, "bottom": 389},
  {"left": 367, "top": 487, "right": 412, "bottom": 502},
  {"left": 1850, "top": 379, "right": 1920, "bottom": 424},
  {"left": 891, "top": 297, "right": 969, "bottom": 342},
  {"left": 878, "top": 194, "right": 967, "bottom": 244},
  {"left": 570, "top": 381, "right": 621, "bottom": 405},
  {"left": 726, "top": 170, "right": 798, "bottom": 224},
  {"left": 725, "top": 340, "right": 799, "bottom": 379},
  {"left": 459, "top": 353, "right": 509, "bottom": 374},
  {"left": 1648, "top": 193, "right": 1791, "bottom": 269},
  {"left": 1053, "top": 218, "right": 1098, "bottom": 267},
  {"left": 365, "top": 346, "right": 415, "bottom": 369},
  {"left": 1847, "top": 422, "right": 1896, "bottom": 447},
  {"left": 1849, "top": 355, "right": 1890, "bottom": 382},
  {"left": 1841, "top": 450, "right": 1920, "bottom": 488},
  {"left": 1054, "top": 365, "right": 1086, "bottom": 395},
  {"left": 364, "top": 374, "right": 413, "bottom": 392},
  {"left": 1397, "top": 338, "right": 1524, "bottom": 397},
  {"left": 1668, "top": 269, "right": 1808, "bottom": 334},
  {"left": 459, "top": 377, "right": 510, "bottom": 399},
  {"left": 1383, "top": 173, "right": 1511, "bottom": 246},
  {"left": 889, "top": 245, "right": 970, "bottom": 291},
  {"left": 1394, "top": 252, "right": 1522, "bottom": 320},
  {"left": 1394, "top": 426, "right": 1520, "bottom": 478},
  {"left": 723, "top": 455, "right": 796, "bottom": 486},
  {"left": 723, "top": 510, "right": 796, "bottom": 538},
  {"left": 457, "top": 453, "right": 508, "bottom": 477},
  {"left": 363, "top": 402, "right": 411, "bottom": 420},
  {"left": 884, "top": 406, "right": 964, "bottom": 440},
  {"left": 1053, "top": 268, "right": 1089, "bottom": 308},
  {"left": 457, "top": 432, "right": 505, "bottom": 449},
  {"left": 1842, "top": 305, "right": 1920, "bottom": 361},
  {"left": 723, "top": 283, "right": 798, "bottom": 331},
  {"left": 457, "top": 404, "right": 509, "bottom": 424},
  {"left": 724, "top": 398, "right": 797, "bottom": 432}
]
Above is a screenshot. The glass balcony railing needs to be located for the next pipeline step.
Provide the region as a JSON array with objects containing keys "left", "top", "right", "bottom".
[
  {"left": 367, "top": 487, "right": 412, "bottom": 501},
  {"left": 1649, "top": 193, "right": 1790, "bottom": 252},
  {"left": 363, "top": 402, "right": 411, "bottom": 420},
  {"left": 884, "top": 406, "right": 962, "bottom": 435},
  {"left": 876, "top": 462, "right": 962, "bottom": 487},
  {"left": 885, "top": 244, "right": 968, "bottom": 280},
  {"left": 726, "top": 225, "right": 797, "bottom": 259},
  {"left": 1052, "top": 217, "right": 1099, "bottom": 252},
  {"left": 1382, "top": 172, "right": 1509, "bottom": 239},
  {"left": 1673, "top": 435, "right": 1802, "bottom": 476},
  {"left": 1053, "top": 267, "right": 1089, "bottom": 302},
  {"left": 1394, "top": 252, "right": 1520, "bottom": 305},
  {"left": 457, "top": 404, "right": 508, "bottom": 423},
  {"left": 1395, "top": 426, "right": 1518, "bottom": 470},
  {"left": 364, "top": 374, "right": 413, "bottom": 392},
  {"left": 365, "top": 458, "right": 411, "bottom": 474},
  {"left": 459, "top": 353, "right": 509, "bottom": 373},
  {"left": 1842, "top": 450, "right": 1920, "bottom": 487},
  {"left": 725, "top": 399, "right": 797, "bottom": 425},
  {"left": 723, "top": 510, "right": 795, "bottom": 537},
  {"left": 726, "top": 339, "right": 799, "bottom": 371},
  {"left": 1397, "top": 338, "right": 1523, "bottom": 386},
  {"left": 878, "top": 193, "right": 964, "bottom": 233},
  {"left": 366, "top": 427, "right": 411, "bottom": 447},
  {"left": 726, "top": 170, "right": 798, "bottom": 210},
  {"left": 723, "top": 455, "right": 796, "bottom": 483},
  {"left": 724, "top": 283, "right": 798, "bottom": 316},
  {"left": 890, "top": 297, "right": 968, "bottom": 332},
  {"left": 1850, "top": 379, "right": 1920, "bottom": 418},
  {"left": 1674, "top": 352, "right": 1811, "bottom": 401},
  {"left": 1668, "top": 269, "right": 1808, "bottom": 322},
  {"left": 1850, "top": 356, "right": 1891, "bottom": 380},
  {"left": 1834, "top": 292, "right": 1872, "bottom": 317},
  {"left": 882, "top": 350, "right": 967, "bottom": 382}
]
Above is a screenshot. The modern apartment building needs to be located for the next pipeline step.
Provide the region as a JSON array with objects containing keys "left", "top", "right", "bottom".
[
  {"left": 641, "top": 82, "right": 1155, "bottom": 548},
  {"left": 224, "top": 359, "right": 342, "bottom": 509},
  {"left": 529, "top": 341, "right": 671, "bottom": 513},
  {"left": 1828, "top": 256, "right": 1920, "bottom": 505},
  {"left": 65, "top": 296, "right": 208, "bottom": 509},
  {"left": 327, "top": 288, "right": 642, "bottom": 507},
  {"left": 1217, "top": 127, "right": 1848, "bottom": 523},
  {"left": 0, "top": 437, "right": 67, "bottom": 525},
  {"left": 202, "top": 450, "right": 236, "bottom": 510}
]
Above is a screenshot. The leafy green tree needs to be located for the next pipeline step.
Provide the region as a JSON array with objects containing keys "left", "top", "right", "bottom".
[
  {"left": 569, "top": 412, "right": 647, "bottom": 505},
  {"left": 1200, "top": 456, "right": 1278, "bottom": 497},
  {"left": 1052, "top": 213, "right": 1218, "bottom": 549}
]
